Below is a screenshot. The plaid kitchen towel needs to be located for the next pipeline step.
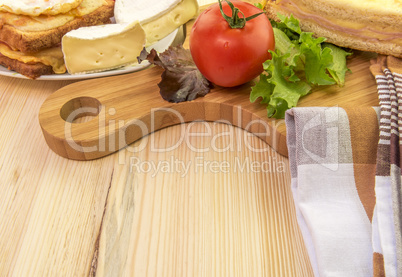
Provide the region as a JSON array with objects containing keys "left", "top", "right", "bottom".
[{"left": 285, "top": 56, "right": 402, "bottom": 276}]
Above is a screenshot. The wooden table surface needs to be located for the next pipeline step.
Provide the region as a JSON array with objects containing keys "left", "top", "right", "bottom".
[{"left": 0, "top": 1, "right": 313, "bottom": 276}]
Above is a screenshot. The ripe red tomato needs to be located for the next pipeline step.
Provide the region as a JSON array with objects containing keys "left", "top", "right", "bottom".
[{"left": 189, "top": 0, "right": 275, "bottom": 87}]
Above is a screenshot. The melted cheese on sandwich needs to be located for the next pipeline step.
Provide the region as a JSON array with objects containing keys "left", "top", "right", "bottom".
[
  {"left": 0, "top": 0, "right": 83, "bottom": 16},
  {"left": 0, "top": 0, "right": 107, "bottom": 32},
  {"left": 0, "top": 43, "right": 66, "bottom": 73}
]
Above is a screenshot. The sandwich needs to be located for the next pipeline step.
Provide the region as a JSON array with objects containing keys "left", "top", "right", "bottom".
[
  {"left": 264, "top": 0, "right": 402, "bottom": 58},
  {"left": 0, "top": 0, "right": 115, "bottom": 79}
]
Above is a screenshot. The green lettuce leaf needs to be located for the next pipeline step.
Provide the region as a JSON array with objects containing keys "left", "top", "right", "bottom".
[
  {"left": 251, "top": 50, "right": 311, "bottom": 118},
  {"left": 324, "top": 43, "right": 351, "bottom": 86},
  {"left": 251, "top": 14, "right": 352, "bottom": 118}
]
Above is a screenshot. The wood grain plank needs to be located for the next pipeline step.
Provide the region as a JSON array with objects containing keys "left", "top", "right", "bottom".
[
  {"left": 95, "top": 122, "right": 313, "bottom": 276},
  {"left": 0, "top": 77, "right": 115, "bottom": 276}
]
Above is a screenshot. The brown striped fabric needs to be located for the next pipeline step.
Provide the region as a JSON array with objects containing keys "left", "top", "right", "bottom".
[
  {"left": 370, "top": 55, "right": 402, "bottom": 277},
  {"left": 343, "top": 107, "right": 379, "bottom": 223},
  {"left": 373, "top": 252, "right": 386, "bottom": 277}
]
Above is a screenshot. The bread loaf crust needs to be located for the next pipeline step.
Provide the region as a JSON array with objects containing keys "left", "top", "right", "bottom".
[
  {"left": 0, "top": 0, "right": 114, "bottom": 53},
  {"left": 265, "top": 0, "right": 402, "bottom": 58}
]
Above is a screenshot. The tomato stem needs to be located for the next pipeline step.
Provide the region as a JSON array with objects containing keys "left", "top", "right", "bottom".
[{"left": 218, "top": 0, "right": 264, "bottom": 29}]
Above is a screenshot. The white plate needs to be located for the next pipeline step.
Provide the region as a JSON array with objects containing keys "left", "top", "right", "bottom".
[{"left": 0, "top": 27, "right": 181, "bottom": 81}]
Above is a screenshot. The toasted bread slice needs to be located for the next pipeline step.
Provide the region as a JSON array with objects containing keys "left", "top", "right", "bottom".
[
  {"left": 265, "top": 0, "right": 402, "bottom": 58},
  {"left": 0, "top": 54, "right": 54, "bottom": 79},
  {"left": 0, "top": 0, "right": 114, "bottom": 53},
  {"left": 0, "top": 41, "right": 65, "bottom": 73}
]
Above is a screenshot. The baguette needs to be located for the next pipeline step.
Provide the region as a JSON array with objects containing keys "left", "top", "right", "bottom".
[{"left": 265, "top": 0, "right": 402, "bottom": 58}]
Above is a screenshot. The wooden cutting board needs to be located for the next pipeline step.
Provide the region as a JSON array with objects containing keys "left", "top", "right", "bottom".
[{"left": 39, "top": 49, "right": 379, "bottom": 160}]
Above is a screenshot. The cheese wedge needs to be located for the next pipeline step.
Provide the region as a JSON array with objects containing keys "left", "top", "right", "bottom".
[
  {"left": 62, "top": 21, "right": 146, "bottom": 74},
  {"left": 114, "top": 0, "right": 199, "bottom": 45}
]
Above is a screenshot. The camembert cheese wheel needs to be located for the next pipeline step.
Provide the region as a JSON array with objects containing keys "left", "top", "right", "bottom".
[{"left": 114, "top": 0, "right": 199, "bottom": 45}]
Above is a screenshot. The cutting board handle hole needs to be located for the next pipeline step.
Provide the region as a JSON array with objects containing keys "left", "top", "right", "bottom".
[{"left": 60, "top": 96, "right": 102, "bottom": 124}]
